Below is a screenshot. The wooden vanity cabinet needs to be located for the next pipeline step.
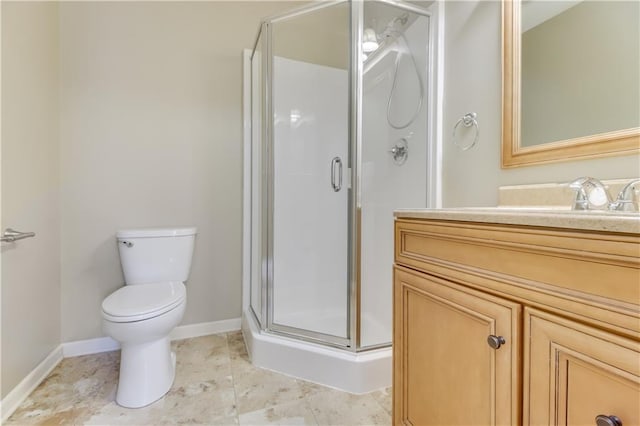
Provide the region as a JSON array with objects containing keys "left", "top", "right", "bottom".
[
  {"left": 394, "top": 268, "right": 521, "bottom": 425},
  {"left": 393, "top": 217, "right": 640, "bottom": 426},
  {"left": 525, "top": 308, "right": 640, "bottom": 426}
]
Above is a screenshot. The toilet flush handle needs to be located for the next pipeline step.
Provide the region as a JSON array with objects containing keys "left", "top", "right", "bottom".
[{"left": 121, "top": 241, "right": 134, "bottom": 248}]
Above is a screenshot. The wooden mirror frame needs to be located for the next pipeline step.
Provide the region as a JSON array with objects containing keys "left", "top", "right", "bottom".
[{"left": 501, "top": 0, "right": 640, "bottom": 168}]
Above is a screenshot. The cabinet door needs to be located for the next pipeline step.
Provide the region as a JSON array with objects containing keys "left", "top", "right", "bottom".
[
  {"left": 524, "top": 308, "right": 640, "bottom": 426},
  {"left": 393, "top": 267, "right": 521, "bottom": 426}
]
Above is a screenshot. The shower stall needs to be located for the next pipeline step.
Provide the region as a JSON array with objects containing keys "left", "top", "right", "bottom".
[{"left": 243, "top": 0, "right": 438, "bottom": 393}]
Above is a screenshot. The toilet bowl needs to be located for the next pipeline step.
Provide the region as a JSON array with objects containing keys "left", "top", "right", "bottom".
[{"left": 102, "top": 227, "right": 196, "bottom": 408}]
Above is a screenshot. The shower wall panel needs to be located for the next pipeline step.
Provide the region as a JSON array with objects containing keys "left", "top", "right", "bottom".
[{"left": 360, "top": 14, "right": 430, "bottom": 347}]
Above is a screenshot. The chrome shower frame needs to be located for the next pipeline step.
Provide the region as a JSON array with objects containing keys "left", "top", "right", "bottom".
[{"left": 249, "top": 0, "right": 434, "bottom": 353}]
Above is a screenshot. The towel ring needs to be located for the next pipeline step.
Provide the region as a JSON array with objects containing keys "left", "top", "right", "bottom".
[{"left": 453, "top": 112, "right": 479, "bottom": 151}]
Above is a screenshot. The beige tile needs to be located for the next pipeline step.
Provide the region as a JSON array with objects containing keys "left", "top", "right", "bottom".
[
  {"left": 154, "top": 378, "right": 238, "bottom": 424},
  {"left": 7, "top": 351, "right": 120, "bottom": 425},
  {"left": 233, "top": 368, "right": 306, "bottom": 415},
  {"left": 86, "top": 377, "right": 237, "bottom": 425},
  {"left": 172, "top": 333, "right": 230, "bottom": 365},
  {"left": 228, "top": 333, "right": 249, "bottom": 360},
  {"left": 230, "top": 351, "right": 257, "bottom": 377},
  {"left": 305, "top": 388, "right": 391, "bottom": 426},
  {"left": 84, "top": 400, "right": 162, "bottom": 425},
  {"left": 229, "top": 344, "right": 248, "bottom": 359},
  {"left": 297, "top": 380, "right": 331, "bottom": 398},
  {"left": 238, "top": 400, "right": 318, "bottom": 426},
  {"left": 369, "top": 387, "right": 392, "bottom": 415},
  {"left": 172, "top": 334, "right": 232, "bottom": 387},
  {"left": 6, "top": 332, "right": 390, "bottom": 426},
  {"left": 5, "top": 405, "right": 97, "bottom": 425},
  {"left": 173, "top": 357, "right": 232, "bottom": 389},
  {"left": 227, "top": 331, "right": 245, "bottom": 346},
  {"left": 227, "top": 333, "right": 257, "bottom": 378},
  {"left": 172, "top": 333, "right": 228, "bottom": 355}
]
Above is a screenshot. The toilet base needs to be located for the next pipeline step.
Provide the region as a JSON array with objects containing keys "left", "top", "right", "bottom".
[{"left": 116, "top": 337, "right": 176, "bottom": 408}]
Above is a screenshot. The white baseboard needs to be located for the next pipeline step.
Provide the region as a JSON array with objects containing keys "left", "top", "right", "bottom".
[
  {"left": 169, "top": 317, "right": 241, "bottom": 341},
  {"left": 62, "top": 336, "right": 120, "bottom": 358},
  {"left": 1, "top": 317, "right": 242, "bottom": 421},
  {"left": 0, "top": 345, "right": 64, "bottom": 422},
  {"left": 62, "top": 317, "right": 242, "bottom": 357}
]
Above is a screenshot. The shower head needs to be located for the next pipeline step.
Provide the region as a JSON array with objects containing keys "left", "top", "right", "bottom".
[
  {"left": 395, "top": 13, "right": 410, "bottom": 26},
  {"left": 377, "top": 13, "right": 411, "bottom": 42}
]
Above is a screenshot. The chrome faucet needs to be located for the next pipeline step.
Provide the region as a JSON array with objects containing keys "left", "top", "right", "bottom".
[
  {"left": 609, "top": 179, "right": 640, "bottom": 212},
  {"left": 569, "top": 177, "right": 640, "bottom": 212},
  {"left": 568, "top": 177, "right": 612, "bottom": 210}
]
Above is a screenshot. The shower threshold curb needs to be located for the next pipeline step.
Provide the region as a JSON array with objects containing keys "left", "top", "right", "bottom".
[{"left": 242, "top": 311, "right": 391, "bottom": 394}]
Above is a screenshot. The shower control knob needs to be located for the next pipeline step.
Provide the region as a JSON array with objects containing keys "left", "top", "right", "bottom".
[
  {"left": 595, "top": 415, "right": 622, "bottom": 426},
  {"left": 487, "top": 335, "right": 505, "bottom": 349},
  {"left": 388, "top": 138, "right": 409, "bottom": 165}
]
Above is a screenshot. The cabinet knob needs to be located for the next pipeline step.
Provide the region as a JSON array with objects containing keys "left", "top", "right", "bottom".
[
  {"left": 487, "top": 335, "right": 506, "bottom": 349},
  {"left": 595, "top": 415, "right": 622, "bottom": 426}
]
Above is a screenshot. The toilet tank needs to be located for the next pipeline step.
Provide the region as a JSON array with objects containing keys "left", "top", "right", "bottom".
[{"left": 116, "top": 227, "right": 197, "bottom": 285}]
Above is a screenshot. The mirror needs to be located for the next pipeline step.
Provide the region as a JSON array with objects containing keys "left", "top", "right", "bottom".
[{"left": 502, "top": 0, "right": 640, "bottom": 168}]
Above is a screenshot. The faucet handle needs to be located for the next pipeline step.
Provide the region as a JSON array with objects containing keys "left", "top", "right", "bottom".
[
  {"left": 611, "top": 179, "right": 640, "bottom": 212},
  {"left": 568, "top": 177, "right": 590, "bottom": 210},
  {"left": 569, "top": 177, "right": 592, "bottom": 188},
  {"left": 568, "top": 177, "right": 612, "bottom": 210}
]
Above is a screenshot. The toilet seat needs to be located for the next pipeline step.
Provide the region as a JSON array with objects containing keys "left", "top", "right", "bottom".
[{"left": 102, "top": 281, "right": 186, "bottom": 323}]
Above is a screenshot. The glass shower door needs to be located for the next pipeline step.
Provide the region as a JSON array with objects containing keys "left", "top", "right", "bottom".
[{"left": 267, "top": 2, "right": 351, "bottom": 345}]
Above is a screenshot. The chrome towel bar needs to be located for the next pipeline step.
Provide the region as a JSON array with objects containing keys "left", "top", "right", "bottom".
[{"left": 1, "top": 228, "right": 36, "bottom": 243}]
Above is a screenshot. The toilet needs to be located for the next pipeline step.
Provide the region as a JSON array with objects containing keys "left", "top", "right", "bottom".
[{"left": 102, "top": 226, "right": 197, "bottom": 408}]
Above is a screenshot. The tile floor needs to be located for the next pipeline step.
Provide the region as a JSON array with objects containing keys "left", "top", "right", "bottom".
[{"left": 6, "top": 332, "right": 392, "bottom": 425}]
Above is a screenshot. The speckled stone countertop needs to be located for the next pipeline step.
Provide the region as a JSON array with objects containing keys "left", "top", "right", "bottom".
[{"left": 394, "top": 208, "right": 640, "bottom": 234}]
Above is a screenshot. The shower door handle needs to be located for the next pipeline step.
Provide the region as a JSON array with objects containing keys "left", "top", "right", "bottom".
[{"left": 331, "top": 157, "right": 342, "bottom": 192}]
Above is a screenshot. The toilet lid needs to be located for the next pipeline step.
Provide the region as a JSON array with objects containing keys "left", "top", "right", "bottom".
[{"left": 102, "top": 281, "right": 186, "bottom": 322}]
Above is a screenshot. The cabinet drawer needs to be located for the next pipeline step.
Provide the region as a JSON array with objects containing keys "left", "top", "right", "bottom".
[
  {"left": 395, "top": 218, "right": 640, "bottom": 338},
  {"left": 524, "top": 308, "right": 640, "bottom": 426},
  {"left": 395, "top": 219, "right": 640, "bottom": 304},
  {"left": 393, "top": 266, "right": 521, "bottom": 425}
]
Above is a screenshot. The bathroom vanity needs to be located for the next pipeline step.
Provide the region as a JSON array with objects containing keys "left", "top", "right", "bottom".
[{"left": 392, "top": 209, "right": 640, "bottom": 425}]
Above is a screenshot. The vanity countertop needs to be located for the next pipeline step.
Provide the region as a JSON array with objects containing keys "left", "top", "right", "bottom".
[{"left": 394, "top": 208, "right": 640, "bottom": 234}]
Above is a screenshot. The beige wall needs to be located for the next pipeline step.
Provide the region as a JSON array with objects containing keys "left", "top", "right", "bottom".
[
  {"left": 442, "top": 1, "right": 640, "bottom": 207},
  {"left": 1, "top": 2, "right": 60, "bottom": 398},
  {"left": 59, "top": 1, "right": 304, "bottom": 342},
  {"left": 272, "top": 3, "right": 349, "bottom": 69}
]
